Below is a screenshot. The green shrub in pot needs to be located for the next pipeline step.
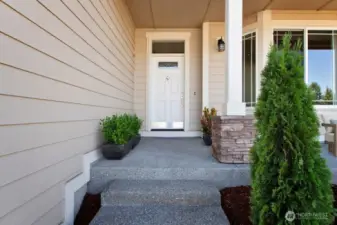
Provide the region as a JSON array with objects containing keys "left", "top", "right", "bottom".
[
  {"left": 100, "top": 113, "right": 143, "bottom": 159},
  {"left": 120, "top": 113, "right": 133, "bottom": 141},
  {"left": 100, "top": 114, "right": 129, "bottom": 145},
  {"left": 100, "top": 115, "right": 115, "bottom": 143},
  {"left": 130, "top": 115, "right": 142, "bottom": 149},
  {"left": 130, "top": 114, "right": 143, "bottom": 136}
]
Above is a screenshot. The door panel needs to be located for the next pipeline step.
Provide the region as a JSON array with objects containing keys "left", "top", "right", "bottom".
[{"left": 151, "top": 56, "right": 184, "bottom": 130}]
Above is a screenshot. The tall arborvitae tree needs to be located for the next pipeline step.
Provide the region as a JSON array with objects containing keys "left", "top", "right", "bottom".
[{"left": 250, "top": 34, "right": 334, "bottom": 225}]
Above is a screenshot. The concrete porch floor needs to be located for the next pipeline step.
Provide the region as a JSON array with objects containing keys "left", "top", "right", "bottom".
[{"left": 88, "top": 138, "right": 337, "bottom": 194}]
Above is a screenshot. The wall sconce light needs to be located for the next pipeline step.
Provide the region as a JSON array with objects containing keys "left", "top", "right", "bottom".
[{"left": 217, "top": 37, "right": 225, "bottom": 52}]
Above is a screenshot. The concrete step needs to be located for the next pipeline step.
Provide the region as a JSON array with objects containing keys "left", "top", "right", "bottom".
[
  {"left": 90, "top": 205, "right": 229, "bottom": 225},
  {"left": 102, "top": 180, "right": 220, "bottom": 206},
  {"left": 88, "top": 166, "right": 250, "bottom": 194}
]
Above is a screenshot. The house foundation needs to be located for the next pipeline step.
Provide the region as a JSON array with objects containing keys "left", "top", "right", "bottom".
[{"left": 212, "top": 116, "right": 256, "bottom": 163}]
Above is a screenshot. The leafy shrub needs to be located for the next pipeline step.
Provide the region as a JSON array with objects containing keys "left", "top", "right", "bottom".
[
  {"left": 129, "top": 114, "right": 143, "bottom": 136},
  {"left": 200, "top": 107, "right": 217, "bottom": 136},
  {"left": 100, "top": 114, "right": 143, "bottom": 145},
  {"left": 250, "top": 34, "right": 334, "bottom": 225}
]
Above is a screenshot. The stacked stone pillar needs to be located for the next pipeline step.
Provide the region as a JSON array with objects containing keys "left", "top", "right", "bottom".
[{"left": 212, "top": 116, "right": 255, "bottom": 163}]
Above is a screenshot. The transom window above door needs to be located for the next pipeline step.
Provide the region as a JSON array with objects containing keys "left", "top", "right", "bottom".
[{"left": 152, "top": 41, "right": 185, "bottom": 54}]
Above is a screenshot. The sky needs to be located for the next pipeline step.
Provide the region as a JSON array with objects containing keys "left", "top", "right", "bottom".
[{"left": 308, "top": 49, "right": 334, "bottom": 94}]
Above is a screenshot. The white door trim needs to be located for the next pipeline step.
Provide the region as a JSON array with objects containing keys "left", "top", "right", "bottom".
[
  {"left": 146, "top": 32, "right": 191, "bottom": 132},
  {"left": 202, "top": 22, "right": 210, "bottom": 108}
]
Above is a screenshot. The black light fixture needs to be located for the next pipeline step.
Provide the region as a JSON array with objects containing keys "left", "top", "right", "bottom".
[{"left": 217, "top": 37, "right": 225, "bottom": 52}]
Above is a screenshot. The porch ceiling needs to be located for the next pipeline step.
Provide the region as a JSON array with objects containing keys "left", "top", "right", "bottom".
[{"left": 124, "top": 0, "right": 337, "bottom": 28}]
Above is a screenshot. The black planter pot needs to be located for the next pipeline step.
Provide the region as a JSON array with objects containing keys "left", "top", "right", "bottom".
[
  {"left": 132, "top": 134, "right": 141, "bottom": 149},
  {"left": 203, "top": 134, "right": 212, "bottom": 146},
  {"left": 101, "top": 140, "right": 133, "bottom": 160}
]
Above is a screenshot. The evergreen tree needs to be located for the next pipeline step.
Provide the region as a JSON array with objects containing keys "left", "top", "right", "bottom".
[
  {"left": 308, "top": 82, "right": 322, "bottom": 102},
  {"left": 250, "top": 34, "right": 334, "bottom": 225},
  {"left": 323, "top": 87, "right": 333, "bottom": 105}
]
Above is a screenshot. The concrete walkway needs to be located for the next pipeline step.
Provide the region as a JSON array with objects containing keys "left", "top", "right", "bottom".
[
  {"left": 88, "top": 138, "right": 337, "bottom": 193},
  {"left": 92, "top": 137, "right": 249, "bottom": 168},
  {"left": 88, "top": 138, "right": 337, "bottom": 225}
]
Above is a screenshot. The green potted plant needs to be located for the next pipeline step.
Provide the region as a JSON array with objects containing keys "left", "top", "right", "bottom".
[
  {"left": 130, "top": 114, "right": 142, "bottom": 149},
  {"left": 100, "top": 114, "right": 142, "bottom": 160},
  {"left": 200, "top": 107, "right": 217, "bottom": 146},
  {"left": 250, "top": 34, "right": 334, "bottom": 224}
]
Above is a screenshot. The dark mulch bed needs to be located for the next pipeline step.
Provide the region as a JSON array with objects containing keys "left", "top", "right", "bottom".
[
  {"left": 74, "top": 193, "right": 101, "bottom": 225},
  {"left": 221, "top": 185, "right": 337, "bottom": 225},
  {"left": 221, "top": 186, "right": 252, "bottom": 225}
]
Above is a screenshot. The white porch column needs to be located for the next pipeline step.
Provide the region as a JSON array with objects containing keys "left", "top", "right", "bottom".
[
  {"left": 256, "top": 10, "right": 273, "bottom": 97},
  {"left": 223, "top": 0, "right": 246, "bottom": 116}
]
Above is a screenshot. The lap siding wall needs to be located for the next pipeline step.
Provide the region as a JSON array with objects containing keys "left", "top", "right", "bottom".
[{"left": 0, "top": 0, "right": 135, "bottom": 224}]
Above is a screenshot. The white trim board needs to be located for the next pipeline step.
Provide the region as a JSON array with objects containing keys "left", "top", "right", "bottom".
[
  {"left": 146, "top": 31, "right": 191, "bottom": 132},
  {"left": 202, "top": 22, "right": 210, "bottom": 108},
  {"left": 63, "top": 149, "right": 102, "bottom": 225},
  {"left": 141, "top": 131, "right": 201, "bottom": 138}
]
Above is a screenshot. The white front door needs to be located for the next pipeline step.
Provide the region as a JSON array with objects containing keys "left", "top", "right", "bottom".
[{"left": 151, "top": 56, "right": 184, "bottom": 130}]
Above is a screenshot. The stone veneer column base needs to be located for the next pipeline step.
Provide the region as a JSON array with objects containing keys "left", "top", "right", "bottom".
[{"left": 212, "top": 115, "right": 256, "bottom": 164}]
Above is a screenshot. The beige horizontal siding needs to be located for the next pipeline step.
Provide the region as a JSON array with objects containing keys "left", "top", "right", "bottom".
[
  {"left": 133, "top": 30, "right": 147, "bottom": 125},
  {"left": 133, "top": 29, "right": 202, "bottom": 131},
  {"left": 0, "top": 156, "right": 81, "bottom": 220},
  {"left": 0, "top": 0, "right": 134, "bottom": 224},
  {"left": 1, "top": 184, "right": 64, "bottom": 225},
  {"left": 208, "top": 22, "right": 258, "bottom": 115},
  {"left": 0, "top": 156, "right": 80, "bottom": 225},
  {"left": 189, "top": 31, "right": 203, "bottom": 131},
  {"left": 33, "top": 201, "right": 64, "bottom": 225},
  {"left": 208, "top": 23, "right": 225, "bottom": 113}
]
